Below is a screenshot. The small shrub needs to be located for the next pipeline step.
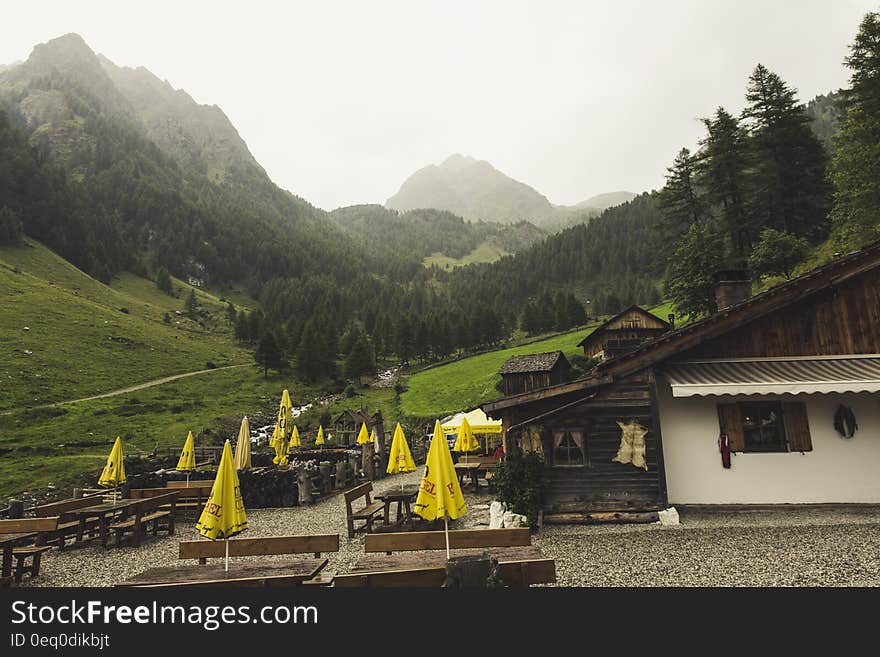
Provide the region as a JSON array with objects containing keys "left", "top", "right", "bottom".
[
  {"left": 491, "top": 451, "right": 545, "bottom": 529},
  {"left": 344, "top": 384, "right": 357, "bottom": 398}
]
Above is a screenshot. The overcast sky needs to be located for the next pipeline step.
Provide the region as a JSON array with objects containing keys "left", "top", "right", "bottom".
[{"left": 2, "top": 1, "right": 877, "bottom": 210}]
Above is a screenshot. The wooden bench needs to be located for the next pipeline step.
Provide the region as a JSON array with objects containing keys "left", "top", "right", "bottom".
[
  {"left": 108, "top": 492, "right": 179, "bottom": 547},
  {"left": 0, "top": 517, "right": 59, "bottom": 583},
  {"left": 365, "top": 527, "right": 531, "bottom": 555},
  {"left": 344, "top": 483, "right": 386, "bottom": 538},
  {"left": 179, "top": 534, "right": 340, "bottom": 586},
  {"left": 34, "top": 495, "right": 106, "bottom": 549},
  {"left": 132, "top": 485, "right": 212, "bottom": 516}
]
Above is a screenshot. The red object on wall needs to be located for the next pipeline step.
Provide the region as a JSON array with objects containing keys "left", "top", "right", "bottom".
[{"left": 718, "top": 432, "right": 731, "bottom": 469}]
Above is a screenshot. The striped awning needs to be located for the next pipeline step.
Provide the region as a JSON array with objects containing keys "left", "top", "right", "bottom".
[{"left": 664, "top": 355, "right": 880, "bottom": 397}]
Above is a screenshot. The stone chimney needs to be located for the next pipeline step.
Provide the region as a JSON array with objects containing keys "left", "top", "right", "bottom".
[{"left": 713, "top": 270, "right": 752, "bottom": 311}]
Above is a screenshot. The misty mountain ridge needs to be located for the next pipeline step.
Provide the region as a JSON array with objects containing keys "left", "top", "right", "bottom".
[{"left": 386, "top": 153, "right": 635, "bottom": 228}]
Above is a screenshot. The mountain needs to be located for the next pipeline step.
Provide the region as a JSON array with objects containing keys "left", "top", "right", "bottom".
[
  {"left": 386, "top": 154, "right": 575, "bottom": 227},
  {"left": 575, "top": 191, "right": 637, "bottom": 212},
  {"left": 0, "top": 33, "right": 358, "bottom": 287}
]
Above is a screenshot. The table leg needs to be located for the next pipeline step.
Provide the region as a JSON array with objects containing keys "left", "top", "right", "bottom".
[
  {"left": 100, "top": 515, "right": 109, "bottom": 548},
  {"left": 395, "top": 501, "right": 404, "bottom": 524},
  {"left": 471, "top": 470, "right": 479, "bottom": 493},
  {"left": 2, "top": 545, "right": 12, "bottom": 579},
  {"left": 404, "top": 499, "right": 414, "bottom": 531},
  {"left": 383, "top": 501, "right": 391, "bottom": 526},
  {"left": 76, "top": 518, "right": 85, "bottom": 543}
]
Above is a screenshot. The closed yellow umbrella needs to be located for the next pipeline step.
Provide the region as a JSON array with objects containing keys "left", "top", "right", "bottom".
[
  {"left": 233, "top": 416, "right": 252, "bottom": 471},
  {"left": 270, "top": 389, "right": 293, "bottom": 465},
  {"left": 196, "top": 440, "right": 248, "bottom": 570},
  {"left": 453, "top": 416, "right": 480, "bottom": 463},
  {"left": 387, "top": 423, "right": 415, "bottom": 492},
  {"left": 287, "top": 425, "right": 301, "bottom": 449},
  {"left": 315, "top": 425, "right": 325, "bottom": 446},
  {"left": 177, "top": 430, "right": 197, "bottom": 486},
  {"left": 414, "top": 420, "right": 467, "bottom": 558},
  {"left": 356, "top": 422, "right": 370, "bottom": 445},
  {"left": 98, "top": 436, "right": 126, "bottom": 488}
]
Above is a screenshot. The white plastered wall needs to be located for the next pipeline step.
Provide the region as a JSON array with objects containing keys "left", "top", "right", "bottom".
[{"left": 655, "top": 376, "right": 880, "bottom": 504}]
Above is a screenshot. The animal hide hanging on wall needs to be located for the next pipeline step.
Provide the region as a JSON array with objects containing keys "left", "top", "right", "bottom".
[
  {"left": 833, "top": 405, "right": 858, "bottom": 438},
  {"left": 613, "top": 420, "right": 649, "bottom": 471},
  {"left": 718, "top": 432, "right": 731, "bottom": 469}
]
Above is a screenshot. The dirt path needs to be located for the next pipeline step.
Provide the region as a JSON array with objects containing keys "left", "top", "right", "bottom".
[{"left": 2, "top": 364, "right": 249, "bottom": 414}]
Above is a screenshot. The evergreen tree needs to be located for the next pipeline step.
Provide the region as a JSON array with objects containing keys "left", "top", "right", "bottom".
[
  {"left": 235, "top": 311, "right": 250, "bottom": 342},
  {"left": 414, "top": 321, "right": 430, "bottom": 362},
  {"left": 225, "top": 302, "right": 236, "bottom": 325},
  {"left": 742, "top": 64, "right": 831, "bottom": 240},
  {"left": 665, "top": 221, "right": 726, "bottom": 318},
  {"left": 296, "top": 320, "right": 327, "bottom": 382},
  {"left": 0, "top": 206, "right": 23, "bottom": 245},
  {"left": 155, "top": 266, "right": 173, "bottom": 295},
  {"left": 345, "top": 332, "right": 376, "bottom": 381},
  {"left": 830, "top": 11, "right": 880, "bottom": 246},
  {"left": 254, "top": 330, "right": 285, "bottom": 378},
  {"left": 184, "top": 289, "right": 197, "bottom": 317},
  {"left": 659, "top": 148, "right": 709, "bottom": 241},
  {"left": 698, "top": 107, "right": 753, "bottom": 260},
  {"left": 748, "top": 228, "right": 809, "bottom": 280}
]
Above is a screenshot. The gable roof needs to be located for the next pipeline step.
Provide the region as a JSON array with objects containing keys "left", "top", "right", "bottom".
[
  {"left": 332, "top": 409, "right": 376, "bottom": 425},
  {"left": 576, "top": 305, "right": 669, "bottom": 347},
  {"left": 499, "top": 351, "right": 568, "bottom": 375},
  {"left": 484, "top": 239, "right": 880, "bottom": 413}
]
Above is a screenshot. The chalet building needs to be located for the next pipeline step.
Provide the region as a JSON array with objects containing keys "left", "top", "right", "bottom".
[
  {"left": 483, "top": 241, "right": 880, "bottom": 513},
  {"left": 498, "top": 351, "right": 570, "bottom": 396},
  {"left": 578, "top": 305, "right": 670, "bottom": 361}
]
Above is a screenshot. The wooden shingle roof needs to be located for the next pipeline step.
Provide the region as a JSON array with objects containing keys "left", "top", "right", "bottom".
[{"left": 499, "top": 351, "right": 567, "bottom": 374}]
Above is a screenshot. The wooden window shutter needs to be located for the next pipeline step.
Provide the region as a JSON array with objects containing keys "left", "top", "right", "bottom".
[
  {"left": 783, "top": 402, "right": 813, "bottom": 452},
  {"left": 717, "top": 404, "right": 745, "bottom": 452}
]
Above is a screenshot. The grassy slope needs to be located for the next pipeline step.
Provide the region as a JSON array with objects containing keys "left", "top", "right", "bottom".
[
  {"left": 0, "top": 239, "right": 251, "bottom": 412},
  {"left": 0, "top": 367, "right": 314, "bottom": 497},
  {"left": 423, "top": 241, "right": 509, "bottom": 269},
  {"left": 399, "top": 327, "right": 593, "bottom": 418},
  {"left": 399, "top": 302, "right": 675, "bottom": 418}
]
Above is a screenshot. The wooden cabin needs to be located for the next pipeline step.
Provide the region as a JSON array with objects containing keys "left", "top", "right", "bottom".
[
  {"left": 498, "top": 351, "right": 570, "bottom": 396},
  {"left": 332, "top": 410, "right": 378, "bottom": 446},
  {"left": 483, "top": 242, "right": 880, "bottom": 515},
  {"left": 578, "top": 305, "right": 670, "bottom": 361}
]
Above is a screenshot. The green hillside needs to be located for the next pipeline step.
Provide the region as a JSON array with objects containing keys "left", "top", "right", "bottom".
[
  {"left": 0, "top": 238, "right": 248, "bottom": 412},
  {"left": 423, "top": 241, "right": 510, "bottom": 269},
  {"left": 399, "top": 303, "right": 675, "bottom": 418}
]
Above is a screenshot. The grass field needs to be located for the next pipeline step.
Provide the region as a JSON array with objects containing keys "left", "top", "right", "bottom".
[
  {"left": 423, "top": 241, "right": 509, "bottom": 269},
  {"left": 0, "top": 239, "right": 250, "bottom": 412},
  {"left": 399, "top": 326, "right": 594, "bottom": 418},
  {"left": 399, "top": 302, "right": 677, "bottom": 419}
]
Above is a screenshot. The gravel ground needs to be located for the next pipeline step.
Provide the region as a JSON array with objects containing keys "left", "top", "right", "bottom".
[{"left": 27, "top": 477, "right": 880, "bottom": 587}]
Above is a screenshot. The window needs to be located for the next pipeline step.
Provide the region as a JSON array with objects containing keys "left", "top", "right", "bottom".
[
  {"left": 740, "top": 402, "right": 786, "bottom": 452},
  {"left": 717, "top": 401, "right": 813, "bottom": 453},
  {"left": 552, "top": 430, "right": 587, "bottom": 466}
]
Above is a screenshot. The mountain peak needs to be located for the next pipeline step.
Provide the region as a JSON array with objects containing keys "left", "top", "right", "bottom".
[
  {"left": 29, "top": 33, "right": 98, "bottom": 67},
  {"left": 441, "top": 153, "right": 478, "bottom": 169}
]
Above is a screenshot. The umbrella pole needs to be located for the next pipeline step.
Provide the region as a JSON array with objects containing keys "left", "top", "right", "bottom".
[
  {"left": 225, "top": 538, "right": 229, "bottom": 572},
  {"left": 186, "top": 473, "right": 190, "bottom": 487},
  {"left": 444, "top": 517, "right": 450, "bottom": 560}
]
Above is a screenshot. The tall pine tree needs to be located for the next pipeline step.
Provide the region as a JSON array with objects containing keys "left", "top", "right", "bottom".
[{"left": 830, "top": 11, "right": 880, "bottom": 246}]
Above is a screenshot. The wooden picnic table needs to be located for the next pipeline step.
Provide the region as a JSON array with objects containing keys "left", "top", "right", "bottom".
[
  {"left": 336, "top": 545, "right": 555, "bottom": 587},
  {"left": 117, "top": 558, "right": 329, "bottom": 588},
  {"left": 375, "top": 486, "right": 420, "bottom": 531},
  {"left": 0, "top": 533, "right": 37, "bottom": 579},
  {"left": 64, "top": 500, "right": 140, "bottom": 547},
  {"left": 454, "top": 462, "right": 483, "bottom": 492}
]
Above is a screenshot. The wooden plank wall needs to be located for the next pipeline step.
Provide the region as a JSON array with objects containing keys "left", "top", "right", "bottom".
[
  {"left": 505, "top": 372, "right": 665, "bottom": 512},
  {"left": 683, "top": 268, "right": 880, "bottom": 359}
]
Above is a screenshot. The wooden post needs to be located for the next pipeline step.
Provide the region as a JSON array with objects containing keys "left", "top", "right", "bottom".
[
  {"left": 318, "top": 462, "right": 332, "bottom": 494},
  {"left": 297, "top": 468, "right": 313, "bottom": 505},
  {"left": 348, "top": 453, "right": 360, "bottom": 481},
  {"left": 443, "top": 553, "right": 499, "bottom": 588},
  {"left": 7, "top": 500, "right": 24, "bottom": 519},
  {"left": 72, "top": 488, "right": 83, "bottom": 499},
  {"left": 362, "top": 442, "right": 375, "bottom": 481},
  {"left": 373, "top": 411, "right": 387, "bottom": 477}
]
